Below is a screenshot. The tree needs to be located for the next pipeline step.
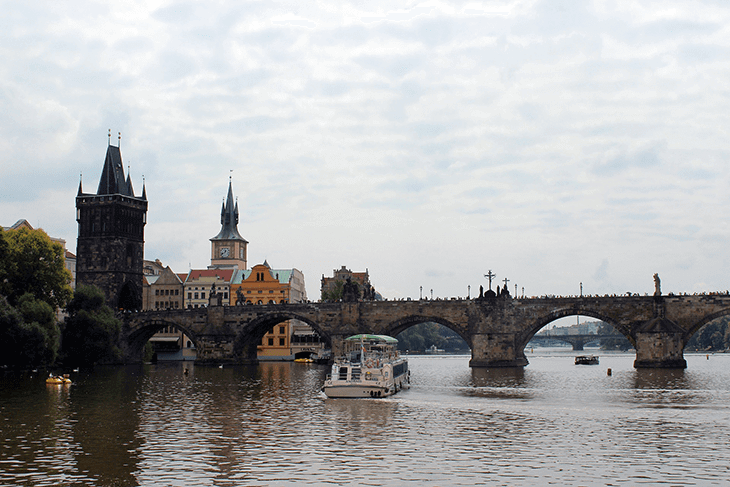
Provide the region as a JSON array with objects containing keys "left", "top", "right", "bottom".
[
  {"left": 321, "top": 280, "right": 346, "bottom": 301},
  {"left": 685, "top": 317, "right": 730, "bottom": 351},
  {"left": 0, "top": 294, "right": 59, "bottom": 367},
  {"left": 62, "top": 285, "right": 122, "bottom": 366},
  {"left": 0, "top": 227, "right": 72, "bottom": 309},
  {"left": 396, "top": 322, "right": 469, "bottom": 352}
]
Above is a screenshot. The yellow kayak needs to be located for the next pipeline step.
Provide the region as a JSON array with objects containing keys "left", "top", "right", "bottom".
[{"left": 46, "top": 375, "right": 72, "bottom": 385}]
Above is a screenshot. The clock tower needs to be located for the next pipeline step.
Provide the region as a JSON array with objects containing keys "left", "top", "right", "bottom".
[{"left": 209, "top": 178, "right": 248, "bottom": 270}]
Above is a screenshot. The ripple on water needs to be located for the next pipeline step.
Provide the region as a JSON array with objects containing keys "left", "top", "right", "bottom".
[{"left": 2, "top": 355, "right": 730, "bottom": 485}]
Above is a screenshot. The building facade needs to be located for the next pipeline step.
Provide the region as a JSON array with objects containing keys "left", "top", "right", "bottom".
[
  {"left": 143, "top": 265, "right": 184, "bottom": 311},
  {"left": 230, "top": 262, "right": 311, "bottom": 360},
  {"left": 321, "top": 266, "right": 376, "bottom": 301},
  {"left": 184, "top": 269, "right": 233, "bottom": 308},
  {"left": 75, "top": 143, "right": 147, "bottom": 310}
]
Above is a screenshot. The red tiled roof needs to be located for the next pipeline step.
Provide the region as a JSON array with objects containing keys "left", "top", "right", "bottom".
[{"left": 186, "top": 269, "right": 234, "bottom": 282}]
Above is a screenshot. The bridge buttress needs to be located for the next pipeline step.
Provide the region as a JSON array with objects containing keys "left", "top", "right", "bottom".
[{"left": 469, "top": 333, "right": 529, "bottom": 368}]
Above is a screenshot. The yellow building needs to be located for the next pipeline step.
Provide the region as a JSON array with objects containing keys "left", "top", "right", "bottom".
[{"left": 230, "top": 262, "right": 308, "bottom": 360}]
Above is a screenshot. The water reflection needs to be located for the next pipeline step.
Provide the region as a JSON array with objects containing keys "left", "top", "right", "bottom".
[{"left": 2, "top": 354, "right": 730, "bottom": 486}]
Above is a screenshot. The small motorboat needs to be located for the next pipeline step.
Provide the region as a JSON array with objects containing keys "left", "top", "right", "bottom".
[
  {"left": 46, "top": 374, "right": 72, "bottom": 385},
  {"left": 294, "top": 358, "right": 314, "bottom": 363},
  {"left": 575, "top": 355, "right": 599, "bottom": 365}
]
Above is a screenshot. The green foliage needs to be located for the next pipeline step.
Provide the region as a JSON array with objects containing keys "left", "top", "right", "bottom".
[
  {"left": 321, "top": 280, "right": 346, "bottom": 301},
  {"left": 597, "top": 322, "right": 633, "bottom": 351},
  {"left": 0, "top": 227, "right": 72, "bottom": 309},
  {"left": 396, "top": 322, "right": 469, "bottom": 352},
  {"left": 685, "top": 317, "right": 730, "bottom": 351},
  {"left": 62, "top": 285, "right": 122, "bottom": 366},
  {"left": 0, "top": 294, "right": 59, "bottom": 367}
]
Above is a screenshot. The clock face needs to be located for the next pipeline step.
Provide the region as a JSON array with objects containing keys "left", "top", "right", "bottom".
[{"left": 220, "top": 247, "right": 230, "bottom": 258}]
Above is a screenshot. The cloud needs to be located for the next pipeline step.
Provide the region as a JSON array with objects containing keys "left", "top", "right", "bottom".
[{"left": 2, "top": 0, "right": 730, "bottom": 299}]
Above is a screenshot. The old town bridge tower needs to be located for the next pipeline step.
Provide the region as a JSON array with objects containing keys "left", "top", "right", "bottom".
[{"left": 76, "top": 140, "right": 147, "bottom": 310}]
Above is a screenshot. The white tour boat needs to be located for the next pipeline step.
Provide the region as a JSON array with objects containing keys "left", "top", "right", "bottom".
[{"left": 323, "top": 334, "right": 410, "bottom": 398}]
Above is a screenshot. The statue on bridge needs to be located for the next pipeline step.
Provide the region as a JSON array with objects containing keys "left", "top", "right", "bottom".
[
  {"left": 342, "top": 277, "right": 360, "bottom": 302},
  {"left": 654, "top": 273, "right": 661, "bottom": 296},
  {"left": 235, "top": 288, "right": 245, "bottom": 306},
  {"left": 362, "top": 282, "right": 377, "bottom": 301}
]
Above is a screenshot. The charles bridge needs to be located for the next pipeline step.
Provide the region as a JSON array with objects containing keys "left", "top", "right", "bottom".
[{"left": 122, "top": 292, "right": 730, "bottom": 369}]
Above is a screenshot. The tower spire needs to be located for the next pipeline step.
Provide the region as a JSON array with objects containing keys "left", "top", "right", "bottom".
[{"left": 211, "top": 178, "right": 247, "bottom": 242}]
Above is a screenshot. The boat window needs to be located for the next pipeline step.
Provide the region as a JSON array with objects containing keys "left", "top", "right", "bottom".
[
  {"left": 338, "top": 367, "right": 348, "bottom": 380},
  {"left": 351, "top": 367, "right": 361, "bottom": 380}
]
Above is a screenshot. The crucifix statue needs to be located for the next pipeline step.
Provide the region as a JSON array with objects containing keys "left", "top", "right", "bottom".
[{"left": 484, "top": 270, "right": 496, "bottom": 291}]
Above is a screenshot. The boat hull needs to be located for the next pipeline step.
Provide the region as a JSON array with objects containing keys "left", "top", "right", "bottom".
[{"left": 323, "top": 384, "right": 394, "bottom": 398}]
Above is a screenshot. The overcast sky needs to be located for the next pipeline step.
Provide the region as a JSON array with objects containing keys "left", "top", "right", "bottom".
[{"left": 2, "top": 0, "right": 730, "bottom": 300}]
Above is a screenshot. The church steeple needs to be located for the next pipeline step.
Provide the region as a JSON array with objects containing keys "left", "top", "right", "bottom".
[{"left": 209, "top": 178, "right": 248, "bottom": 270}]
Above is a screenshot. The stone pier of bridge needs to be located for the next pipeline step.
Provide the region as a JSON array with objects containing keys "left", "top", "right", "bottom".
[{"left": 122, "top": 293, "right": 730, "bottom": 369}]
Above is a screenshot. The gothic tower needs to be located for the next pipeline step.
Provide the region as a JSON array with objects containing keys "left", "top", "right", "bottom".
[
  {"left": 209, "top": 178, "right": 248, "bottom": 270},
  {"left": 76, "top": 141, "right": 147, "bottom": 310}
]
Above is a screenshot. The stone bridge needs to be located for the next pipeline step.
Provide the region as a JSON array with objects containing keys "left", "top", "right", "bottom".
[
  {"left": 122, "top": 293, "right": 730, "bottom": 369},
  {"left": 529, "top": 334, "right": 622, "bottom": 351}
]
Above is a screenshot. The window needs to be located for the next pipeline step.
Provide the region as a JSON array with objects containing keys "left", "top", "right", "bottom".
[
  {"left": 201, "top": 292, "right": 206, "bottom": 299},
  {"left": 188, "top": 292, "right": 192, "bottom": 299},
  {"left": 279, "top": 338, "right": 285, "bottom": 346},
  {"left": 155, "top": 301, "right": 159, "bottom": 308},
  {"left": 194, "top": 292, "right": 199, "bottom": 299},
  {"left": 279, "top": 326, "right": 286, "bottom": 335},
  {"left": 269, "top": 290, "right": 274, "bottom": 294},
  {"left": 268, "top": 338, "right": 274, "bottom": 346},
  {"left": 175, "top": 289, "right": 179, "bottom": 295}
]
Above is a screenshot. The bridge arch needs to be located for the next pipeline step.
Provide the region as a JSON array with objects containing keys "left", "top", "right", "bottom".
[
  {"left": 386, "top": 315, "right": 471, "bottom": 348},
  {"left": 232, "top": 311, "right": 330, "bottom": 360},
  {"left": 126, "top": 318, "right": 202, "bottom": 360},
  {"left": 684, "top": 307, "right": 730, "bottom": 344},
  {"left": 522, "top": 308, "right": 635, "bottom": 350}
]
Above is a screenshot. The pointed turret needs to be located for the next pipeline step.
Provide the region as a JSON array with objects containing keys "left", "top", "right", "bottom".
[
  {"left": 209, "top": 178, "right": 248, "bottom": 270},
  {"left": 97, "top": 145, "right": 129, "bottom": 195},
  {"left": 77, "top": 176, "right": 83, "bottom": 196},
  {"left": 126, "top": 172, "right": 135, "bottom": 196},
  {"left": 212, "top": 180, "right": 246, "bottom": 241}
]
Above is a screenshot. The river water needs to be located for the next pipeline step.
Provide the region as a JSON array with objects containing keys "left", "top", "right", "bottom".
[{"left": 1, "top": 349, "right": 729, "bottom": 486}]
